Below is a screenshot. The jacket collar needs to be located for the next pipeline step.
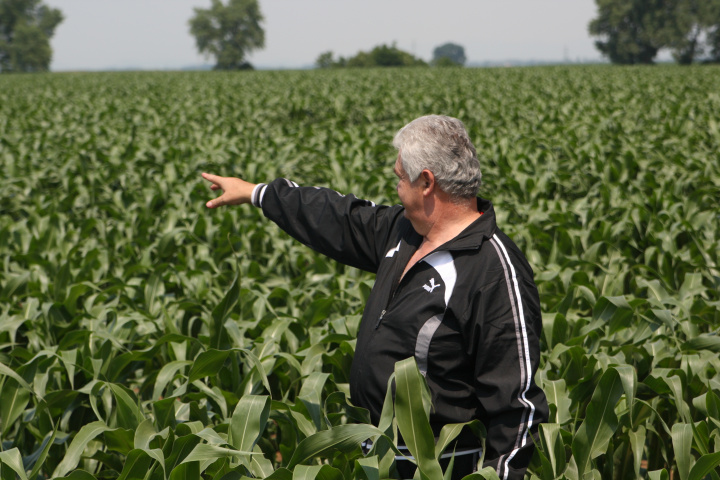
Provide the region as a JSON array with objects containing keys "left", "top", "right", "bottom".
[
  {"left": 441, "top": 197, "right": 497, "bottom": 250},
  {"left": 401, "top": 197, "right": 497, "bottom": 252}
]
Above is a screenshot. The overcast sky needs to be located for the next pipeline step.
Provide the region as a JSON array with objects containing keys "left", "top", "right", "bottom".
[{"left": 46, "top": 0, "right": 609, "bottom": 71}]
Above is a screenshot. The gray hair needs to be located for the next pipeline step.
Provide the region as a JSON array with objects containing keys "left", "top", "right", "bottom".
[{"left": 392, "top": 115, "right": 482, "bottom": 199}]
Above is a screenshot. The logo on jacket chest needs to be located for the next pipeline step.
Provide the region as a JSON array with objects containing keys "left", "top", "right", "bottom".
[{"left": 423, "top": 277, "right": 441, "bottom": 293}]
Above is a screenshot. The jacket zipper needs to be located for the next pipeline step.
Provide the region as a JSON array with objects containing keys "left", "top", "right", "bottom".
[
  {"left": 374, "top": 309, "right": 386, "bottom": 329},
  {"left": 373, "top": 249, "right": 436, "bottom": 330},
  {"left": 375, "top": 236, "right": 456, "bottom": 331}
]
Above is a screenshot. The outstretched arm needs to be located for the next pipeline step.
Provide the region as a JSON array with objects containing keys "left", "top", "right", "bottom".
[{"left": 202, "top": 172, "right": 257, "bottom": 208}]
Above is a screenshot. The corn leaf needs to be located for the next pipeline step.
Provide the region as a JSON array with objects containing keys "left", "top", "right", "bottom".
[{"left": 394, "top": 357, "right": 443, "bottom": 480}]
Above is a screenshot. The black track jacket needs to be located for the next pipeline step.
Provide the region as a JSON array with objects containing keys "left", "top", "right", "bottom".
[{"left": 253, "top": 178, "right": 548, "bottom": 480}]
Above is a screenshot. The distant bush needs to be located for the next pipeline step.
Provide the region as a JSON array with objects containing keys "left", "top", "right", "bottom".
[
  {"left": 431, "top": 42, "right": 466, "bottom": 67},
  {"left": 316, "top": 44, "right": 426, "bottom": 68}
]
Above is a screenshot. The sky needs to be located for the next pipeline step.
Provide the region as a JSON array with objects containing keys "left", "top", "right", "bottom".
[{"left": 45, "top": 0, "right": 610, "bottom": 71}]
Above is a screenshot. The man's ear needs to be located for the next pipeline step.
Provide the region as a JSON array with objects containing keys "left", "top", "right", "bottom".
[{"left": 420, "top": 170, "right": 435, "bottom": 196}]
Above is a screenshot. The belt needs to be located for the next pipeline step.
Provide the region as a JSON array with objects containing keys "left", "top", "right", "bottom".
[{"left": 361, "top": 441, "right": 482, "bottom": 461}]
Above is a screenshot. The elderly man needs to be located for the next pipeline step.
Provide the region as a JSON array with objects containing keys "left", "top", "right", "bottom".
[{"left": 203, "top": 115, "right": 548, "bottom": 480}]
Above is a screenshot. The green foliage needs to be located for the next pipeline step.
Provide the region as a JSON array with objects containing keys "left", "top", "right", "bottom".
[
  {"left": 0, "top": 65, "right": 720, "bottom": 479},
  {"left": 661, "top": 0, "right": 720, "bottom": 64},
  {"left": 432, "top": 43, "right": 466, "bottom": 66},
  {"left": 315, "top": 44, "right": 426, "bottom": 69},
  {"left": 315, "top": 51, "right": 335, "bottom": 69},
  {"left": 0, "top": 0, "right": 63, "bottom": 72},
  {"left": 347, "top": 44, "right": 426, "bottom": 68},
  {"left": 188, "top": 0, "right": 264, "bottom": 70},
  {"left": 590, "top": 0, "right": 720, "bottom": 64},
  {"left": 589, "top": 0, "right": 667, "bottom": 64}
]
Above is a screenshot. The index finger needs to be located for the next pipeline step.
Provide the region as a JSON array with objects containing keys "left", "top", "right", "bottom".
[
  {"left": 202, "top": 172, "right": 222, "bottom": 184},
  {"left": 202, "top": 172, "right": 227, "bottom": 184}
]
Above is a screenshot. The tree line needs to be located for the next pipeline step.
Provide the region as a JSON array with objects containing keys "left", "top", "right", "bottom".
[
  {"left": 1, "top": 0, "right": 719, "bottom": 72},
  {"left": 314, "top": 43, "right": 466, "bottom": 69}
]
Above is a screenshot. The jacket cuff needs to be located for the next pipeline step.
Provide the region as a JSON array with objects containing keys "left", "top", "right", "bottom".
[{"left": 251, "top": 183, "right": 267, "bottom": 208}]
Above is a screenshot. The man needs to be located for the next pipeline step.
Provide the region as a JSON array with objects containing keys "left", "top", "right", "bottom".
[{"left": 203, "top": 115, "right": 548, "bottom": 480}]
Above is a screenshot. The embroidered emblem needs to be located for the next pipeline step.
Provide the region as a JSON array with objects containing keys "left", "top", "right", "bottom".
[
  {"left": 385, "top": 241, "right": 401, "bottom": 258},
  {"left": 423, "top": 278, "right": 441, "bottom": 293}
]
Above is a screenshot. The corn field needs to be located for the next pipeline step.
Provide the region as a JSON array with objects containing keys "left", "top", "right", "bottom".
[{"left": 0, "top": 65, "right": 719, "bottom": 479}]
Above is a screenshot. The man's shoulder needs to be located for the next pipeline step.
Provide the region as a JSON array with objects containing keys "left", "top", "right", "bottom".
[{"left": 451, "top": 227, "right": 536, "bottom": 288}]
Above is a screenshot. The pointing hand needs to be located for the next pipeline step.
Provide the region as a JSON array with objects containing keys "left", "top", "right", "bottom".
[{"left": 202, "top": 172, "right": 257, "bottom": 208}]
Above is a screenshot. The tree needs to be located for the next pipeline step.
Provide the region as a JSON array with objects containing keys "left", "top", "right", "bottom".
[
  {"left": 315, "top": 51, "right": 334, "bottom": 69},
  {"left": 707, "top": 25, "right": 720, "bottom": 62},
  {"left": 589, "top": 0, "right": 668, "bottom": 64},
  {"left": 0, "top": 0, "right": 63, "bottom": 73},
  {"left": 432, "top": 42, "right": 466, "bottom": 66},
  {"left": 189, "top": 0, "right": 264, "bottom": 70},
  {"left": 315, "top": 51, "right": 347, "bottom": 68},
  {"left": 589, "top": 0, "right": 720, "bottom": 64},
  {"left": 346, "top": 44, "right": 426, "bottom": 67},
  {"left": 365, "top": 44, "right": 425, "bottom": 66},
  {"left": 662, "top": 0, "right": 720, "bottom": 64},
  {"left": 314, "top": 44, "right": 426, "bottom": 69}
]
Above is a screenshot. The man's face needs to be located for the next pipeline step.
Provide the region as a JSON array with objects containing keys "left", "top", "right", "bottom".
[{"left": 394, "top": 153, "right": 425, "bottom": 225}]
